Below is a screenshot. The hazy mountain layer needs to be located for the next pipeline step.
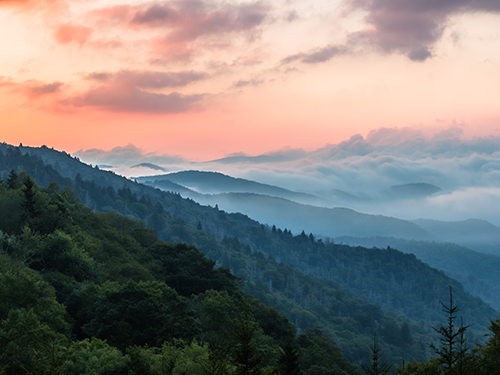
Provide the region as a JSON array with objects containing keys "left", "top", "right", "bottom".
[
  {"left": 136, "top": 170, "right": 334, "bottom": 207},
  {"left": 413, "top": 218, "right": 500, "bottom": 256}
]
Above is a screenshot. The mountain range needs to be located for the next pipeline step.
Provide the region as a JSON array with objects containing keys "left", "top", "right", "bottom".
[
  {"left": 136, "top": 170, "right": 500, "bottom": 256},
  {"left": 1, "top": 142, "right": 499, "bottom": 366}
]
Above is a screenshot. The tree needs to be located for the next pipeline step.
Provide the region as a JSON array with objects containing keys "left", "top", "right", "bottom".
[
  {"left": 361, "top": 333, "right": 392, "bottom": 375},
  {"left": 61, "top": 338, "right": 129, "bottom": 375},
  {"left": 0, "top": 309, "right": 67, "bottom": 375},
  {"left": 277, "top": 338, "right": 302, "bottom": 375},
  {"left": 428, "top": 286, "right": 472, "bottom": 375},
  {"left": 476, "top": 313, "right": 500, "bottom": 375},
  {"left": 0, "top": 257, "right": 68, "bottom": 331},
  {"left": 82, "top": 280, "right": 199, "bottom": 350},
  {"left": 230, "top": 299, "right": 263, "bottom": 375},
  {"left": 6, "top": 170, "right": 19, "bottom": 190}
]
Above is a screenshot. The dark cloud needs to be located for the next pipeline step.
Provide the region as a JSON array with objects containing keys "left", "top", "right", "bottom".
[
  {"left": 132, "top": 3, "right": 176, "bottom": 25},
  {"left": 68, "top": 83, "right": 205, "bottom": 113},
  {"left": 27, "top": 81, "right": 63, "bottom": 97},
  {"left": 88, "top": 1, "right": 270, "bottom": 62},
  {"left": 130, "top": 0, "right": 269, "bottom": 41},
  {"left": 286, "top": 10, "right": 299, "bottom": 22},
  {"left": 84, "top": 70, "right": 208, "bottom": 88},
  {"left": 408, "top": 48, "right": 432, "bottom": 62},
  {"left": 281, "top": 45, "right": 348, "bottom": 65},
  {"left": 347, "top": 0, "right": 500, "bottom": 61}
]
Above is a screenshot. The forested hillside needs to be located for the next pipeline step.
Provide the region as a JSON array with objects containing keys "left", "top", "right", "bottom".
[
  {"left": 335, "top": 236, "right": 500, "bottom": 310},
  {"left": 1, "top": 143, "right": 498, "bottom": 371},
  {"left": 0, "top": 172, "right": 358, "bottom": 375}
]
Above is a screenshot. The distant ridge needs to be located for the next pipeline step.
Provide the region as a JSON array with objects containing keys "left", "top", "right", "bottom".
[
  {"left": 193, "top": 192, "right": 432, "bottom": 240},
  {"left": 413, "top": 218, "right": 500, "bottom": 255},
  {"left": 131, "top": 163, "right": 167, "bottom": 171},
  {"left": 136, "top": 170, "right": 334, "bottom": 207}
]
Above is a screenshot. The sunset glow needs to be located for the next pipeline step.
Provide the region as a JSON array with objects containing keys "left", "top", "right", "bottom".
[{"left": 1, "top": 0, "right": 500, "bottom": 160}]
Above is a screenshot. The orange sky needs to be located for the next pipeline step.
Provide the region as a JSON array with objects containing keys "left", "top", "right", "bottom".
[{"left": 1, "top": 0, "right": 500, "bottom": 161}]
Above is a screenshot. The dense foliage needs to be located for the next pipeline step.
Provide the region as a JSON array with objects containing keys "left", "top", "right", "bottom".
[{"left": 0, "top": 170, "right": 358, "bottom": 374}]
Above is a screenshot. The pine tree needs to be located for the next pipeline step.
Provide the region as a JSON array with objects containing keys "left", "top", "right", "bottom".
[
  {"left": 6, "top": 169, "right": 19, "bottom": 190},
  {"left": 361, "top": 333, "right": 392, "bottom": 375},
  {"left": 230, "top": 299, "right": 263, "bottom": 375},
  {"left": 429, "top": 286, "right": 472, "bottom": 375}
]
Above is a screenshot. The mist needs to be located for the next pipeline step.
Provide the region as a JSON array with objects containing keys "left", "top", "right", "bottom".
[{"left": 74, "top": 126, "right": 500, "bottom": 226}]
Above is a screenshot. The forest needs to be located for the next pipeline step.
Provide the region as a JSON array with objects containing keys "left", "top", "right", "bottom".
[{"left": 0, "top": 144, "right": 499, "bottom": 374}]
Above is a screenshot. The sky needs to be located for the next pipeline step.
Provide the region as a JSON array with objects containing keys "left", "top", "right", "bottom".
[{"left": 1, "top": 0, "right": 500, "bottom": 161}]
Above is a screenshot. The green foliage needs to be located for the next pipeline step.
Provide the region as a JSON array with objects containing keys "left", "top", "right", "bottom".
[
  {"left": 277, "top": 338, "right": 302, "bottom": 375},
  {"left": 82, "top": 280, "right": 199, "bottom": 350},
  {"left": 0, "top": 256, "right": 68, "bottom": 331},
  {"left": 296, "top": 328, "right": 357, "bottom": 375},
  {"left": 61, "top": 338, "right": 129, "bottom": 375},
  {"left": 0, "top": 308, "right": 67, "bottom": 375},
  {"left": 146, "top": 241, "right": 239, "bottom": 297},
  {"left": 31, "top": 230, "right": 98, "bottom": 282},
  {"left": 476, "top": 313, "right": 500, "bottom": 375},
  {"left": 229, "top": 300, "right": 264, "bottom": 375}
]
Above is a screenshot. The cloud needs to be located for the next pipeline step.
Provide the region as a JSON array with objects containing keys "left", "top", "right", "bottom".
[
  {"left": 74, "top": 144, "right": 187, "bottom": 167},
  {"left": 281, "top": 45, "right": 348, "bottom": 65},
  {"left": 130, "top": 1, "right": 268, "bottom": 39},
  {"left": 70, "top": 126, "right": 500, "bottom": 225},
  {"left": 83, "top": 70, "right": 208, "bottom": 88},
  {"left": 54, "top": 23, "right": 93, "bottom": 45},
  {"left": 26, "top": 81, "right": 63, "bottom": 97},
  {"left": 89, "top": 1, "right": 270, "bottom": 61},
  {"left": 0, "top": 77, "right": 63, "bottom": 98},
  {"left": 346, "top": 0, "right": 500, "bottom": 61},
  {"left": 67, "top": 82, "right": 205, "bottom": 113},
  {"left": 232, "top": 78, "right": 263, "bottom": 88},
  {"left": 65, "top": 68, "right": 209, "bottom": 113}
]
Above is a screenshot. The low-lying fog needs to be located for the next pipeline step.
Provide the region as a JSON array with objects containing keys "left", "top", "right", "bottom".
[{"left": 75, "top": 127, "right": 500, "bottom": 226}]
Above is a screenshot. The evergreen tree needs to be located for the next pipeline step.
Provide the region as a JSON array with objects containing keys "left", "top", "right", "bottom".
[
  {"left": 230, "top": 299, "right": 263, "bottom": 375},
  {"left": 476, "top": 313, "right": 500, "bottom": 375},
  {"left": 429, "top": 286, "right": 472, "bottom": 375},
  {"left": 361, "top": 333, "right": 392, "bottom": 375},
  {"left": 6, "top": 170, "right": 19, "bottom": 190}
]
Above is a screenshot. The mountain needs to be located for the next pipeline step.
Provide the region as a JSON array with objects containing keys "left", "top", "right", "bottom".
[
  {"left": 413, "top": 218, "right": 500, "bottom": 256},
  {"left": 139, "top": 170, "right": 500, "bottom": 257},
  {"left": 1, "top": 143, "right": 498, "bottom": 366},
  {"left": 191, "top": 192, "right": 432, "bottom": 240},
  {"left": 0, "top": 175, "right": 364, "bottom": 375},
  {"left": 131, "top": 162, "right": 167, "bottom": 171},
  {"left": 136, "top": 170, "right": 334, "bottom": 207}
]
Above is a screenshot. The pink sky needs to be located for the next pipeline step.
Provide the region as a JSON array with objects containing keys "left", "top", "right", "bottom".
[{"left": 1, "top": 0, "right": 500, "bottom": 161}]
